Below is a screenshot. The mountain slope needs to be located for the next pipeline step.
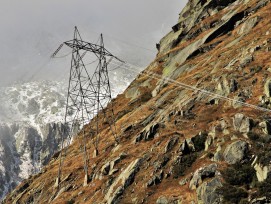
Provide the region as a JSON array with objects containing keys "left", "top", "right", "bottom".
[{"left": 4, "top": 0, "right": 271, "bottom": 203}]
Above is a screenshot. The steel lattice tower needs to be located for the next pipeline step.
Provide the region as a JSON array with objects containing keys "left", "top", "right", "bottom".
[{"left": 52, "top": 27, "right": 121, "bottom": 187}]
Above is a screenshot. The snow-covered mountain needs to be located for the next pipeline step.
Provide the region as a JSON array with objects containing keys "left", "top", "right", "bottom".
[{"left": 0, "top": 68, "right": 136, "bottom": 200}]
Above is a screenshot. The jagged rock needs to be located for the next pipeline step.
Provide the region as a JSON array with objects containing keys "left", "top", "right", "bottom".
[
  {"left": 254, "top": 163, "right": 271, "bottom": 182},
  {"left": 239, "top": 54, "right": 253, "bottom": 68},
  {"left": 125, "top": 87, "right": 141, "bottom": 100},
  {"left": 154, "top": 156, "right": 170, "bottom": 172},
  {"left": 230, "top": 79, "right": 238, "bottom": 92},
  {"left": 179, "top": 139, "right": 192, "bottom": 154},
  {"left": 156, "top": 196, "right": 169, "bottom": 204},
  {"left": 196, "top": 178, "right": 223, "bottom": 204},
  {"left": 259, "top": 121, "right": 271, "bottom": 135},
  {"left": 233, "top": 113, "right": 251, "bottom": 133},
  {"left": 147, "top": 171, "right": 163, "bottom": 187},
  {"left": 223, "top": 140, "right": 248, "bottom": 164},
  {"left": 135, "top": 123, "right": 160, "bottom": 143},
  {"left": 212, "top": 145, "right": 223, "bottom": 162},
  {"left": 101, "top": 154, "right": 126, "bottom": 176},
  {"left": 238, "top": 16, "right": 260, "bottom": 35},
  {"left": 213, "top": 151, "right": 223, "bottom": 162},
  {"left": 179, "top": 177, "right": 190, "bottom": 186},
  {"left": 264, "top": 79, "right": 271, "bottom": 97},
  {"left": 251, "top": 197, "right": 271, "bottom": 204},
  {"left": 105, "top": 158, "right": 142, "bottom": 204},
  {"left": 165, "top": 136, "right": 178, "bottom": 153},
  {"left": 101, "top": 162, "right": 111, "bottom": 175},
  {"left": 189, "top": 163, "right": 218, "bottom": 190},
  {"left": 204, "top": 135, "right": 213, "bottom": 151},
  {"left": 216, "top": 76, "right": 230, "bottom": 96}
]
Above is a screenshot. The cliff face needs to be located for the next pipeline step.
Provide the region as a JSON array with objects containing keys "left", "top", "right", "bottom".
[
  {"left": 4, "top": 0, "right": 271, "bottom": 203},
  {"left": 0, "top": 81, "right": 70, "bottom": 199}
]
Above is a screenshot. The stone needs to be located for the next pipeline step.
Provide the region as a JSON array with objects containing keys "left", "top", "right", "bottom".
[
  {"left": 154, "top": 156, "right": 170, "bottom": 172},
  {"left": 259, "top": 121, "right": 271, "bottom": 135},
  {"left": 156, "top": 196, "right": 169, "bottom": 204},
  {"left": 101, "top": 155, "right": 125, "bottom": 176},
  {"left": 189, "top": 163, "right": 218, "bottom": 190},
  {"left": 165, "top": 137, "right": 178, "bottom": 153},
  {"left": 93, "top": 149, "right": 99, "bottom": 158},
  {"left": 125, "top": 87, "right": 141, "bottom": 100},
  {"left": 83, "top": 174, "right": 89, "bottom": 186},
  {"left": 238, "top": 16, "right": 260, "bottom": 35},
  {"left": 105, "top": 158, "right": 142, "bottom": 204},
  {"left": 136, "top": 123, "right": 160, "bottom": 143},
  {"left": 101, "top": 162, "right": 111, "bottom": 175},
  {"left": 254, "top": 163, "right": 271, "bottom": 182},
  {"left": 264, "top": 79, "right": 271, "bottom": 97},
  {"left": 251, "top": 197, "right": 271, "bottom": 204},
  {"left": 213, "top": 151, "right": 223, "bottom": 162},
  {"left": 147, "top": 171, "right": 163, "bottom": 187},
  {"left": 179, "top": 177, "right": 190, "bottom": 186},
  {"left": 196, "top": 178, "right": 223, "bottom": 204},
  {"left": 179, "top": 139, "right": 191, "bottom": 155},
  {"left": 204, "top": 136, "right": 213, "bottom": 151},
  {"left": 223, "top": 140, "right": 249, "bottom": 164},
  {"left": 229, "top": 79, "right": 238, "bottom": 92},
  {"left": 239, "top": 55, "right": 253, "bottom": 68},
  {"left": 233, "top": 113, "right": 251, "bottom": 133}
]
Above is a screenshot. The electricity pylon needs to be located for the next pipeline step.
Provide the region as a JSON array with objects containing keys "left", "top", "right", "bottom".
[{"left": 52, "top": 27, "right": 122, "bottom": 187}]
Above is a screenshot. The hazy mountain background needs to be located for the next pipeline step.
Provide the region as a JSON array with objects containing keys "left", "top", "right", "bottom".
[{"left": 0, "top": 0, "right": 188, "bottom": 86}]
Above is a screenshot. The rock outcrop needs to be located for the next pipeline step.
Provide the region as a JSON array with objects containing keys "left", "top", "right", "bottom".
[{"left": 223, "top": 140, "right": 249, "bottom": 164}]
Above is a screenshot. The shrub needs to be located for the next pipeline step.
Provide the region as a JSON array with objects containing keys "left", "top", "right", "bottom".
[
  {"left": 172, "top": 153, "right": 198, "bottom": 178},
  {"left": 216, "top": 184, "right": 248, "bottom": 204},
  {"left": 221, "top": 163, "right": 256, "bottom": 186},
  {"left": 192, "top": 132, "right": 207, "bottom": 152},
  {"left": 247, "top": 132, "right": 260, "bottom": 141},
  {"left": 258, "top": 146, "right": 271, "bottom": 166},
  {"left": 256, "top": 173, "right": 271, "bottom": 198}
]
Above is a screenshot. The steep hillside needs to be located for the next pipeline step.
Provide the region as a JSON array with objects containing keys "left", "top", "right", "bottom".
[{"left": 4, "top": 0, "right": 271, "bottom": 203}]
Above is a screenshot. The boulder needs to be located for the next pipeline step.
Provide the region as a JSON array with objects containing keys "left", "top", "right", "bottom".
[
  {"left": 165, "top": 137, "right": 178, "bottom": 153},
  {"left": 213, "top": 146, "right": 223, "bottom": 162},
  {"left": 259, "top": 121, "right": 271, "bottom": 135},
  {"left": 233, "top": 113, "right": 251, "bottom": 133},
  {"left": 101, "top": 154, "right": 126, "bottom": 176},
  {"left": 179, "top": 177, "right": 190, "bottom": 186},
  {"left": 238, "top": 16, "right": 260, "bottom": 35},
  {"left": 196, "top": 178, "right": 223, "bottom": 204},
  {"left": 264, "top": 79, "right": 271, "bottom": 97},
  {"left": 135, "top": 123, "right": 160, "bottom": 143},
  {"left": 156, "top": 196, "right": 169, "bottom": 204},
  {"left": 105, "top": 158, "right": 142, "bottom": 204},
  {"left": 254, "top": 163, "right": 271, "bottom": 182},
  {"left": 189, "top": 163, "right": 218, "bottom": 190},
  {"left": 223, "top": 140, "right": 248, "bottom": 164},
  {"left": 147, "top": 171, "right": 163, "bottom": 187},
  {"left": 251, "top": 197, "right": 271, "bottom": 204}
]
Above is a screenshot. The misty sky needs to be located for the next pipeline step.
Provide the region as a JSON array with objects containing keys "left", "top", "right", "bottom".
[{"left": 0, "top": 0, "right": 187, "bottom": 86}]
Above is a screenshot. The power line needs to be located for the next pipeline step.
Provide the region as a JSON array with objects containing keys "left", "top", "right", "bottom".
[
  {"left": 79, "top": 26, "right": 157, "bottom": 53},
  {"left": 110, "top": 59, "right": 271, "bottom": 114}
]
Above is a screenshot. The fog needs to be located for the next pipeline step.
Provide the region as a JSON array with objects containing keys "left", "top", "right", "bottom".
[{"left": 0, "top": 0, "right": 187, "bottom": 86}]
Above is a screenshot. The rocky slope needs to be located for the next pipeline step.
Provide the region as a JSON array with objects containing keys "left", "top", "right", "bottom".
[{"left": 4, "top": 0, "right": 271, "bottom": 203}]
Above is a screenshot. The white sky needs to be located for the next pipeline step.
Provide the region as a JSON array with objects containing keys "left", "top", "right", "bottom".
[{"left": 0, "top": 0, "right": 188, "bottom": 85}]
